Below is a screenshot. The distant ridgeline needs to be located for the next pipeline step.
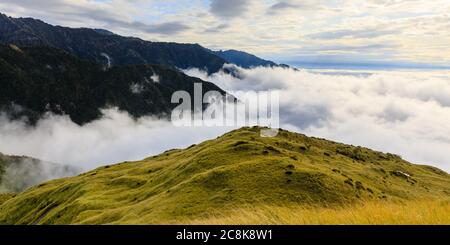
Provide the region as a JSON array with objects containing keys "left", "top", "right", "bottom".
[
  {"left": 211, "top": 50, "right": 277, "bottom": 68},
  {"left": 0, "top": 152, "right": 78, "bottom": 194},
  {"left": 0, "top": 13, "right": 281, "bottom": 72},
  {"left": 0, "top": 12, "right": 280, "bottom": 124},
  {"left": 0, "top": 13, "right": 225, "bottom": 73},
  {"left": 0, "top": 44, "right": 228, "bottom": 124}
]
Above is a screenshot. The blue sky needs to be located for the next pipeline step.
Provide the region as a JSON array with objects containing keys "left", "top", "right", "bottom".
[{"left": 1, "top": 0, "right": 450, "bottom": 68}]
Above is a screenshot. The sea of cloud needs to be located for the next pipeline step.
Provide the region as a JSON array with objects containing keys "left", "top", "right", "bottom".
[
  {"left": 0, "top": 109, "right": 236, "bottom": 172},
  {"left": 0, "top": 65, "right": 449, "bottom": 176},
  {"left": 185, "top": 65, "right": 450, "bottom": 172}
]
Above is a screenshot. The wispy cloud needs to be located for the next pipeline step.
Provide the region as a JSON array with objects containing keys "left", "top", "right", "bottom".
[
  {"left": 1, "top": 0, "right": 450, "bottom": 65},
  {"left": 267, "top": 1, "right": 301, "bottom": 14},
  {"left": 114, "top": 20, "right": 191, "bottom": 35},
  {"left": 267, "top": 0, "right": 321, "bottom": 15},
  {"left": 0, "top": 0, "right": 190, "bottom": 36},
  {"left": 308, "top": 28, "right": 398, "bottom": 40},
  {"left": 209, "top": 0, "right": 254, "bottom": 19}
]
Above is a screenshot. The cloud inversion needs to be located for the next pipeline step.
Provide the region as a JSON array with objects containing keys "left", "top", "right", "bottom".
[{"left": 185, "top": 66, "right": 450, "bottom": 172}]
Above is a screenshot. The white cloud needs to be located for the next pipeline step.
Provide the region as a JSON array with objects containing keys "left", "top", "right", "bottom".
[
  {"left": 0, "top": 109, "right": 236, "bottom": 171},
  {"left": 0, "top": 0, "right": 190, "bottom": 35},
  {"left": 2, "top": 0, "right": 450, "bottom": 64},
  {"left": 150, "top": 74, "right": 160, "bottom": 83},
  {"left": 0, "top": 158, "right": 78, "bottom": 193},
  {"left": 1, "top": 66, "right": 450, "bottom": 178},
  {"left": 185, "top": 66, "right": 450, "bottom": 172}
]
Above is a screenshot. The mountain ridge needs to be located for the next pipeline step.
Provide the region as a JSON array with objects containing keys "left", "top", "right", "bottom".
[
  {"left": 0, "top": 13, "right": 226, "bottom": 73},
  {"left": 212, "top": 49, "right": 277, "bottom": 68},
  {"left": 0, "top": 127, "right": 448, "bottom": 224},
  {"left": 0, "top": 44, "right": 227, "bottom": 124},
  {"left": 0, "top": 12, "right": 281, "bottom": 73}
]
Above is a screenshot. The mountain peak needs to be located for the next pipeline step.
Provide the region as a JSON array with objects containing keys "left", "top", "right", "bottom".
[{"left": 93, "top": 28, "right": 116, "bottom": 36}]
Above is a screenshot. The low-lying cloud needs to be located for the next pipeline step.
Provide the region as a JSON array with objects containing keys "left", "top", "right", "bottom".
[
  {"left": 0, "top": 158, "right": 78, "bottom": 193},
  {"left": 0, "top": 110, "right": 236, "bottom": 172},
  {"left": 185, "top": 66, "right": 450, "bottom": 172},
  {"left": 1, "top": 65, "right": 449, "bottom": 183}
]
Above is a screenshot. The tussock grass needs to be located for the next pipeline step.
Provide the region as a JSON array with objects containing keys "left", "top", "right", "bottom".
[
  {"left": 184, "top": 200, "right": 450, "bottom": 225},
  {"left": 0, "top": 193, "right": 15, "bottom": 206},
  {"left": 0, "top": 127, "right": 449, "bottom": 224}
]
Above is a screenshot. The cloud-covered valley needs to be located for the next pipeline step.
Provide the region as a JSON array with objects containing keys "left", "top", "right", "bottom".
[
  {"left": 1, "top": 65, "right": 450, "bottom": 176},
  {"left": 0, "top": 110, "right": 236, "bottom": 172},
  {"left": 186, "top": 66, "right": 450, "bottom": 171}
]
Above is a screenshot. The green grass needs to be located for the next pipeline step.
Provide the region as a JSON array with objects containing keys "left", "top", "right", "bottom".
[
  {"left": 0, "top": 127, "right": 449, "bottom": 224},
  {"left": 0, "top": 193, "right": 15, "bottom": 206}
]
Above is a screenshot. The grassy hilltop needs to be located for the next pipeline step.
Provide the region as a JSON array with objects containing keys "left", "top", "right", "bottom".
[{"left": 0, "top": 127, "right": 449, "bottom": 224}]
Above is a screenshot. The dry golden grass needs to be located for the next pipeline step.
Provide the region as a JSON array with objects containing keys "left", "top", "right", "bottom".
[{"left": 183, "top": 200, "right": 450, "bottom": 225}]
